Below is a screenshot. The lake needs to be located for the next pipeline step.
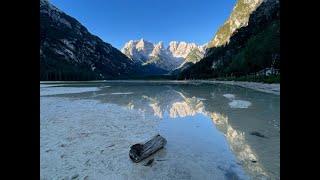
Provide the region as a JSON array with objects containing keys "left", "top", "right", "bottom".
[{"left": 40, "top": 81, "right": 280, "bottom": 180}]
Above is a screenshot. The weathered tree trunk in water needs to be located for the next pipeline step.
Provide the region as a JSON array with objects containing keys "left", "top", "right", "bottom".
[{"left": 129, "top": 134, "right": 167, "bottom": 163}]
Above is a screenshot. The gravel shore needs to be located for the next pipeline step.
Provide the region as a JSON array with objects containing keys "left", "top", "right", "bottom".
[{"left": 198, "top": 80, "right": 280, "bottom": 95}]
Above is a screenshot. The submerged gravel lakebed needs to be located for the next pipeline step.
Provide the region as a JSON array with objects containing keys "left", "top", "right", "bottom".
[{"left": 40, "top": 81, "right": 280, "bottom": 180}]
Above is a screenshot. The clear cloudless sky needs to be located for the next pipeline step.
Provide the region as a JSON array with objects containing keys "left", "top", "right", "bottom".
[{"left": 50, "top": 0, "right": 236, "bottom": 49}]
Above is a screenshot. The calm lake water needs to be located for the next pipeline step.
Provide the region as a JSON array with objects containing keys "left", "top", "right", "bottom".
[{"left": 40, "top": 81, "right": 280, "bottom": 180}]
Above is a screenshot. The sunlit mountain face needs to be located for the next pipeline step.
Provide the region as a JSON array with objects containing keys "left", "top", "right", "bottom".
[{"left": 44, "top": 81, "right": 279, "bottom": 179}]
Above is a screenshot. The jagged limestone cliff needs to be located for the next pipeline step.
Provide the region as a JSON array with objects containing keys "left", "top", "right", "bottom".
[
  {"left": 178, "top": 0, "right": 280, "bottom": 80},
  {"left": 207, "top": 0, "right": 263, "bottom": 49}
]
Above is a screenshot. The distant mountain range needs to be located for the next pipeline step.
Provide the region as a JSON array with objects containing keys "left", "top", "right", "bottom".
[
  {"left": 121, "top": 39, "right": 207, "bottom": 72},
  {"left": 40, "top": 0, "right": 165, "bottom": 80},
  {"left": 40, "top": 0, "right": 280, "bottom": 81}
]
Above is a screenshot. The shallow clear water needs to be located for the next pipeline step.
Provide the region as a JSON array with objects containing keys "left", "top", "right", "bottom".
[{"left": 41, "top": 81, "right": 279, "bottom": 179}]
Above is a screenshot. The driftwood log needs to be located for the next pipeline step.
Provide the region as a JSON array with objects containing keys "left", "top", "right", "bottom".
[{"left": 129, "top": 134, "right": 167, "bottom": 163}]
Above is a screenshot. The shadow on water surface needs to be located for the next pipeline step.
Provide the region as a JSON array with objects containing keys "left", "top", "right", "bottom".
[{"left": 41, "top": 81, "right": 280, "bottom": 179}]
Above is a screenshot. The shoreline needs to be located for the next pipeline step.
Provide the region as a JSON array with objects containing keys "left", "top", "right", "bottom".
[
  {"left": 40, "top": 80, "right": 280, "bottom": 95},
  {"left": 200, "top": 80, "right": 280, "bottom": 95},
  {"left": 40, "top": 81, "right": 279, "bottom": 179}
]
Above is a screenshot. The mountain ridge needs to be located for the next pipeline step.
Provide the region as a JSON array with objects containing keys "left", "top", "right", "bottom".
[
  {"left": 207, "top": 0, "right": 264, "bottom": 49},
  {"left": 121, "top": 39, "right": 207, "bottom": 72},
  {"left": 40, "top": 0, "right": 166, "bottom": 80},
  {"left": 178, "top": 0, "right": 280, "bottom": 80}
]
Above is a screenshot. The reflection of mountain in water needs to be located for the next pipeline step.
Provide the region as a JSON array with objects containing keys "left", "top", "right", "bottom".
[
  {"left": 169, "top": 91, "right": 205, "bottom": 118},
  {"left": 140, "top": 88, "right": 271, "bottom": 178},
  {"left": 48, "top": 82, "right": 279, "bottom": 179},
  {"left": 142, "top": 95, "right": 163, "bottom": 118},
  {"left": 209, "top": 112, "right": 269, "bottom": 179}
]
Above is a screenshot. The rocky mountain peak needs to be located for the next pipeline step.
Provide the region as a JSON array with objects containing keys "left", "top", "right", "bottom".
[
  {"left": 168, "top": 41, "right": 205, "bottom": 58},
  {"left": 178, "top": 0, "right": 280, "bottom": 80},
  {"left": 135, "top": 39, "right": 154, "bottom": 52},
  {"left": 151, "top": 41, "right": 165, "bottom": 57},
  {"left": 121, "top": 40, "right": 206, "bottom": 71},
  {"left": 207, "top": 0, "right": 264, "bottom": 49},
  {"left": 40, "top": 0, "right": 151, "bottom": 80}
]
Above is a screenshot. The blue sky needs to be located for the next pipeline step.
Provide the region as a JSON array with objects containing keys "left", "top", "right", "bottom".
[{"left": 50, "top": 0, "right": 236, "bottom": 49}]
